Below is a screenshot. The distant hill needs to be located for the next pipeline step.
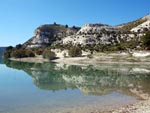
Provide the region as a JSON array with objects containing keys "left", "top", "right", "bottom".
[{"left": 0, "top": 47, "right": 6, "bottom": 58}]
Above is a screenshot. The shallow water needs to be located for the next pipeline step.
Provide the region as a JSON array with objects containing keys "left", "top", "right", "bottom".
[{"left": 1, "top": 60, "right": 150, "bottom": 113}]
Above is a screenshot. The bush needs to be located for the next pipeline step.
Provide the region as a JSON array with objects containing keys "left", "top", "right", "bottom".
[
  {"left": 87, "top": 54, "right": 93, "bottom": 59},
  {"left": 3, "top": 48, "right": 36, "bottom": 59},
  {"left": 142, "top": 31, "right": 150, "bottom": 49},
  {"left": 25, "top": 50, "right": 35, "bottom": 57},
  {"left": 3, "top": 51, "right": 12, "bottom": 59},
  {"left": 68, "top": 47, "right": 82, "bottom": 57},
  {"left": 63, "top": 52, "right": 67, "bottom": 58},
  {"left": 6, "top": 46, "right": 13, "bottom": 51},
  {"left": 35, "top": 48, "right": 43, "bottom": 55},
  {"left": 15, "top": 44, "right": 22, "bottom": 49},
  {"left": 42, "top": 50, "right": 56, "bottom": 60},
  {"left": 11, "top": 50, "right": 26, "bottom": 58},
  {"left": 9, "top": 49, "right": 35, "bottom": 58}
]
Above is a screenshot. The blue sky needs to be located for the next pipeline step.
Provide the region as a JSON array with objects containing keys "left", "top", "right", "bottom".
[{"left": 0, "top": 0, "right": 149, "bottom": 46}]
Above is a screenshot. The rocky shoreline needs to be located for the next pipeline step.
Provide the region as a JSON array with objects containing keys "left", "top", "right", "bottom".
[
  {"left": 112, "top": 99, "right": 150, "bottom": 113},
  {"left": 84, "top": 99, "right": 150, "bottom": 113}
]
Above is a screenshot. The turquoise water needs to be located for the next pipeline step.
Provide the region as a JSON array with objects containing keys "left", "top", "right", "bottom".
[{"left": 1, "top": 60, "right": 150, "bottom": 113}]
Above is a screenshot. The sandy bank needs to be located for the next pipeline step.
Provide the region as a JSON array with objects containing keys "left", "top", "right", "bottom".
[
  {"left": 9, "top": 51, "right": 150, "bottom": 65},
  {"left": 9, "top": 55, "right": 150, "bottom": 65},
  {"left": 52, "top": 57, "right": 150, "bottom": 65},
  {"left": 10, "top": 57, "right": 49, "bottom": 63}
]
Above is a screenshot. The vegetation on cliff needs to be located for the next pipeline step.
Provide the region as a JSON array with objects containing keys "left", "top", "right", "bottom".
[
  {"left": 3, "top": 15, "right": 150, "bottom": 59},
  {"left": 142, "top": 31, "right": 150, "bottom": 49}
]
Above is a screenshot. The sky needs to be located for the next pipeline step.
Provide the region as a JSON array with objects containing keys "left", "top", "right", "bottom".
[{"left": 0, "top": 0, "right": 149, "bottom": 47}]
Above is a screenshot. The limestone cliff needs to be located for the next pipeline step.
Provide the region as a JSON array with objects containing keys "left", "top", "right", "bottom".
[
  {"left": 23, "top": 14, "right": 150, "bottom": 49},
  {"left": 23, "top": 24, "right": 79, "bottom": 48}
]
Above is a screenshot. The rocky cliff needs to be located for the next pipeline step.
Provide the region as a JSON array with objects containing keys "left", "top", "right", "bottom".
[
  {"left": 62, "top": 24, "right": 120, "bottom": 45},
  {"left": 23, "top": 14, "right": 150, "bottom": 49},
  {"left": 23, "top": 24, "right": 79, "bottom": 48}
]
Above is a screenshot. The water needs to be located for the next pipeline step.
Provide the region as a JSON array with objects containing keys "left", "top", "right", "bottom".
[{"left": 1, "top": 59, "right": 150, "bottom": 113}]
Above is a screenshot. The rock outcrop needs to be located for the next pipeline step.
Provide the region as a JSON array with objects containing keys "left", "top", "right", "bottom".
[
  {"left": 62, "top": 23, "right": 120, "bottom": 45},
  {"left": 23, "top": 24, "right": 79, "bottom": 48},
  {"left": 23, "top": 14, "right": 150, "bottom": 48}
]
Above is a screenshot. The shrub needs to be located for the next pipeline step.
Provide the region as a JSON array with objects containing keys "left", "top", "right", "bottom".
[
  {"left": 65, "top": 24, "right": 68, "bottom": 28},
  {"left": 68, "top": 47, "right": 82, "bottom": 57},
  {"left": 87, "top": 54, "right": 93, "bottom": 59},
  {"left": 11, "top": 50, "right": 26, "bottom": 58},
  {"left": 25, "top": 50, "right": 35, "bottom": 57},
  {"left": 3, "top": 51, "right": 12, "bottom": 59},
  {"left": 42, "top": 50, "right": 56, "bottom": 60},
  {"left": 9, "top": 49, "right": 35, "bottom": 58},
  {"left": 142, "top": 31, "right": 150, "bottom": 49},
  {"left": 63, "top": 52, "right": 67, "bottom": 58},
  {"left": 35, "top": 48, "right": 43, "bottom": 55},
  {"left": 15, "top": 44, "right": 22, "bottom": 49},
  {"left": 6, "top": 46, "right": 13, "bottom": 51},
  {"left": 3, "top": 48, "right": 35, "bottom": 59}
]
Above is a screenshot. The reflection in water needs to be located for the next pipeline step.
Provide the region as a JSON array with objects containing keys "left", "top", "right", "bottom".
[
  {"left": 4, "top": 60, "right": 150, "bottom": 100},
  {"left": 0, "top": 58, "right": 3, "bottom": 64}
]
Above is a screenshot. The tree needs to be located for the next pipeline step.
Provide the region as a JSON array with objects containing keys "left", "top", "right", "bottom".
[
  {"left": 65, "top": 24, "right": 68, "bottom": 28},
  {"left": 35, "top": 48, "right": 43, "bottom": 55},
  {"left": 3, "top": 51, "right": 11, "bottom": 59},
  {"left": 143, "top": 28, "right": 149, "bottom": 32},
  {"left": 16, "top": 44, "right": 22, "bottom": 49},
  {"left": 6, "top": 46, "right": 13, "bottom": 51},
  {"left": 25, "top": 50, "right": 35, "bottom": 57},
  {"left": 53, "top": 22, "right": 57, "bottom": 25},
  {"left": 9, "top": 49, "right": 35, "bottom": 58},
  {"left": 142, "top": 31, "right": 150, "bottom": 49},
  {"left": 42, "top": 50, "right": 56, "bottom": 60},
  {"left": 68, "top": 47, "right": 82, "bottom": 57},
  {"left": 11, "top": 50, "right": 26, "bottom": 58},
  {"left": 72, "top": 26, "right": 76, "bottom": 29}
]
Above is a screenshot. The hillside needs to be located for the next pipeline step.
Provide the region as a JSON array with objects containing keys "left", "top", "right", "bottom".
[
  {"left": 116, "top": 14, "right": 150, "bottom": 33},
  {"left": 21, "top": 14, "right": 150, "bottom": 51},
  {"left": 62, "top": 23, "right": 120, "bottom": 45},
  {"left": 0, "top": 47, "right": 6, "bottom": 58},
  {"left": 23, "top": 24, "right": 80, "bottom": 48}
]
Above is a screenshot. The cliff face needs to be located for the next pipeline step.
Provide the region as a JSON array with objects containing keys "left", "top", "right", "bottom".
[
  {"left": 23, "top": 14, "right": 150, "bottom": 48},
  {"left": 23, "top": 24, "right": 79, "bottom": 48},
  {"left": 62, "top": 24, "right": 120, "bottom": 45}
]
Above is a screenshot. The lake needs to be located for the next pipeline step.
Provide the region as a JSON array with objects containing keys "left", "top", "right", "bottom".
[{"left": 1, "top": 59, "right": 150, "bottom": 113}]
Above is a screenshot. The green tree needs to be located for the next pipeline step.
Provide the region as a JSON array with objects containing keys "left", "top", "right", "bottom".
[
  {"left": 16, "top": 44, "right": 22, "bottom": 49},
  {"left": 68, "top": 47, "right": 82, "bottom": 57},
  {"left": 142, "top": 31, "right": 150, "bottom": 49},
  {"left": 3, "top": 51, "right": 11, "bottom": 59},
  {"left": 6, "top": 46, "right": 13, "bottom": 51},
  {"left": 25, "top": 50, "right": 35, "bottom": 57},
  {"left": 42, "top": 50, "right": 56, "bottom": 60},
  {"left": 11, "top": 50, "right": 26, "bottom": 58},
  {"left": 53, "top": 22, "right": 57, "bottom": 25},
  {"left": 35, "top": 48, "right": 44, "bottom": 55},
  {"left": 65, "top": 24, "right": 68, "bottom": 28}
]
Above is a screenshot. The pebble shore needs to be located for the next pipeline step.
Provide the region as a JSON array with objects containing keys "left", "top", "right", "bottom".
[{"left": 112, "top": 99, "right": 150, "bottom": 113}]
